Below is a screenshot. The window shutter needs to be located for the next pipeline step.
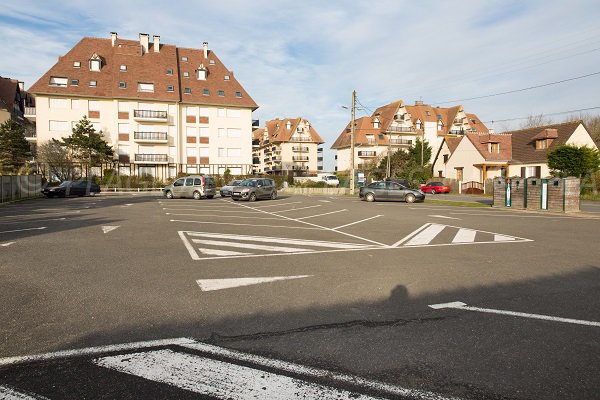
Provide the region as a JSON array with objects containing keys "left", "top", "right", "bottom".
[
  {"left": 521, "top": 167, "right": 526, "bottom": 178},
  {"left": 535, "top": 166, "right": 541, "bottom": 178}
]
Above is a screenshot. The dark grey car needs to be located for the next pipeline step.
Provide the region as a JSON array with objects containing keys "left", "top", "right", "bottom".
[
  {"left": 359, "top": 180, "right": 425, "bottom": 203},
  {"left": 231, "top": 178, "right": 277, "bottom": 201}
]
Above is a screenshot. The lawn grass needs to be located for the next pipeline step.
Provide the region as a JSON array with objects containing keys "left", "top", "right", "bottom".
[{"left": 424, "top": 198, "right": 492, "bottom": 207}]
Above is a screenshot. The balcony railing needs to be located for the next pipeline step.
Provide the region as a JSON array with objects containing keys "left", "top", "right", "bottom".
[
  {"left": 384, "top": 126, "right": 415, "bottom": 133},
  {"left": 358, "top": 151, "right": 377, "bottom": 157},
  {"left": 389, "top": 139, "right": 413, "bottom": 145},
  {"left": 24, "top": 107, "right": 36, "bottom": 116},
  {"left": 134, "top": 131, "right": 168, "bottom": 142},
  {"left": 292, "top": 146, "right": 309, "bottom": 152},
  {"left": 133, "top": 109, "right": 168, "bottom": 121},
  {"left": 289, "top": 137, "right": 311, "bottom": 142},
  {"left": 292, "top": 156, "right": 309, "bottom": 162},
  {"left": 134, "top": 154, "right": 168, "bottom": 163}
]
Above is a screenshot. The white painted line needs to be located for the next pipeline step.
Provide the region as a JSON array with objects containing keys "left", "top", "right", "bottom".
[
  {"left": 404, "top": 224, "right": 446, "bottom": 246},
  {"left": 1, "top": 217, "right": 67, "bottom": 225},
  {"left": 197, "top": 275, "right": 312, "bottom": 291},
  {"left": 273, "top": 205, "right": 322, "bottom": 213},
  {"left": 428, "top": 301, "right": 600, "bottom": 327},
  {"left": 198, "top": 248, "right": 250, "bottom": 256},
  {"left": 391, "top": 224, "right": 432, "bottom": 247},
  {"left": 191, "top": 239, "right": 310, "bottom": 253},
  {"left": 333, "top": 215, "right": 382, "bottom": 230},
  {"left": 95, "top": 349, "right": 383, "bottom": 400},
  {"left": 0, "top": 385, "right": 46, "bottom": 400},
  {"left": 494, "top": 234, "right": 516, "bottom": 242},
  {"left": 101, "top": 225, "right": 120, "bottom": 234},
  {"left": 251, "top": 201, "right": 303, "bottom": 208},
  {"left": 429, "top": 215, "right": 461, "bottom": 220},
  {"left": 319, "top": 200, "right": 331, "bottom": 203},
  {"left": 1, "top": 242, "right": 15, "bottom": 247},
  {"left": 186, "top": 232, "right": 375, "bottom": 249},
  {"left": 167, "top": 213, "right": 283, "bottom": 220},
  {"left": 181, "top": 342, "right": 460, "bottom": 400},
  {"left": 0, "top": 227, "right": 46, "bottom": 234},
  {"left": 166, "top": 209, "right": 264, "bottom": 214},
  {"left": 296, "top": 209, "right": 347, "bottom": 220},
  {"left": 452, "top": 228, "right": 477, "bottom": 243},
  {"left": 0, "top": 337, "right": 196, "bottom": 368},
  {"left": 171, "top": 220, "right": 323, "bottom": 230}
]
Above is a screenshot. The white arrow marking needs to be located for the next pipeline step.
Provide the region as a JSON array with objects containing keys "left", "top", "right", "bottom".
[
  {"left": 197, "top": 275, "right": 312, "bottom": 291},
  {"left": 429, "top": 215, "right": 460, "bottom": 220},
  {"left": 0, "top": 242, "right": 15, "bottom": 247},
  {"left": 429, "top": 301, "right": 600, "bottom": 327},
  {"left": 101, "top": 226, "right": 120, "bottom": 234},
  {"left": 493, "top": 234, "right": 516, "bottom": 241},
  {"left": 0, "top": 227, "right": 46, "bottom": 234}
]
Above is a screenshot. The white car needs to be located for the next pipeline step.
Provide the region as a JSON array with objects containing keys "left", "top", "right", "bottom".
[{"left": 321, "top": 175, "right": 340, "bottom": 186}]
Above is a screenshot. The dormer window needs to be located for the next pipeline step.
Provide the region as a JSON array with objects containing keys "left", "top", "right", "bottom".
[
  {"left": 73, "top": 61, "right": 81, "bottom": 68},
  {"left": 120, "top": 64, "right": 127, "bottom": 72},
  {"left": 373, "top": 118, "right": 380, "bottom": 129},
  {"left": 535, "top": 139, "right": 548, "bottom": 150},
  {"left": 286, "top": 121, "right": 292, "bottom": 130},
  {"left": 217, "top": 90, "right": 224, "bottom": 97},
  {"left": 416, "top": 119, "right": 422, "bottom": 130},
  {"left": 437, "top": 120, "right": 443, "bottom": 130},
  {"left": 488, "top": 143, "right": 500, "bottom": 153},
  {"left": 49, "top": 76, "right": 68, "bottom": 87},
  {"left": 235, "top": 91, "right": 242, "bottom": 98},
  {"left": 197, "top": 65, "right": 207, "bottom": 80},
  {"left": 224, "top": 75, "right": 230, "bottom": 81},
  {"left": 89, "top": 53, "right": 102, "bottom": 71},
  {"left": 209, "top": 59, "right": 215, "bottom": 65}
]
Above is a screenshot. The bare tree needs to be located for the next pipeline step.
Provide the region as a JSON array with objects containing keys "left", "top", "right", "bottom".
[
  {"left": 519, "top": 113, "right": 554, "bottom": 129},
  {"left": 36, "top": 140, "right": 77, "bottom": 181}
]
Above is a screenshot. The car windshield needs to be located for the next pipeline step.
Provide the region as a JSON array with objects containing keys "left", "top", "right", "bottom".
[
  {"left": 240, "top": 179, "right": 257, "bottom": 187},
  {"left": 229, "top": 180, "right": 242, "bottom": 186},
  {"left": 58, "top": 181, "right": 72, "bottom": 187},
  {"left": 429, "top": 182, "right": 443, "bottom": 186}
]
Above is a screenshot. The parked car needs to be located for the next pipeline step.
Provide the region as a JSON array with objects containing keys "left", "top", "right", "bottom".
[
  {"left": 359, "top": 180, "right": 425, "bottom": 203},
  {"left": 220, "top": 179, "right": 243, "bottom": 197},
  {"left": 420, "top": 181, "right": 451, "bottom": 194},
  {"left": 42, "top": 180, "right": 101, "bottom": 198},
  {"left": 163, "top": 175, "right": 216, "bottom": 199},
  {"left": 231, "top": 178, "right": 277, "bottom": 201}
]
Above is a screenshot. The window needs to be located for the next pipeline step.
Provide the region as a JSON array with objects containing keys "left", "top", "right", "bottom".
[
  {"left": 183, "top": 71, "right": 189, "bottom": 78},
  {"left": 456, "top": 168, "right": 463, "bottom": 181},
  {"left": 228, "top": 148, "right": 241, "bottom": 157},
  {"left": 200, "top": 127, "right": 209, "bottom": 137},
  {"left": 186, "top": 107, "right": 197, "bottom": 117},
  {"left": 226, "top": 109, "right": 240, "bottom": 118},
  {"left": 186, "top": 147, "right": 198, "bottom": 157},
  {"left": 73, "top": 61, "right": 81, "bottom": 68},
  {"left": 119, "top": 81, "right": 126, "bottom": 89},
  {"left": 184, "top": 87, "right": 191, "bottom": 94},
  {"left": 166, "top": 68, "right": 173, "bottom": 75},
  {"left": 199, "top": 147, "right": 209, "bottom": 157},
  {"left": 89, "top": 101, "right": 100, "bottom": 111},
  {"left": 49, "top": 99, "right": 69, "bottom": 109},
  {"left": 49, "top": 77, "right": 68, "bottom": 87},
  {"left": 89, "top": 80, "right": 97, "bottom": 87},
  {"left": 218, "top": 128, "right": 226, "bottom": 137},
  {"left": 203, "top": 88, "right": 209, "bottom": 96},
  {"left": 197, "top": 68, "right": 207, "bottom": 80},
  {"left": 72, "top": 99, "right": 83, "bottom": 110},
  {"left": 489, "top": 143, "right": 500, "bottom": 153},
  {"left": 186, "top": 127, "right": 197, "bottom": 137},
  {"left": 218, "top": 147, "right": 226, "bottom": 157},
  {"left": 118, "top": 123, "right": 129, "bottom": 133},
  {"left": 535, "top": 139, "right": 547, "bottom": 150},
  {"left": 120, "top": 64, "right": 127, "bottom": 71},
  {"left": 443, "top": 154, "right": 449, "bottom": 163},
  {"left": 209, "top": 59, "right": 215, "bottom": 65},
  {"left": 199, "top": 107, "right": 209, "bottom": 117},
  {"left": 217, "top": 90, "right": 225, "bottom": 97},
  {"left": 227, "top": 129, "right": 241, "bottom": 138},
  {"left": 224, "top": 75, "right": 230, "bottom": 80},
  {"left": 90, "top": 59, "right": 101, "bottom": 71},
  {"left": 181, "top": 56, "right": 188, "bottom": 62},
  {"left": 118, "top": 101, "right": 129, "bottom": 112},
  {"left": 167, "top": 85, "right": 174, "bottom": 92},
  {"left": 71, "top": 79, "right": 79, "bottom": 86},
  {"left": 217, "top": 108, "right": 226, "bottom": 117},
  {"left": 137, "top": 82, "right": 154, "bottom": 92},
  {"left": 235, "top": 91, "right": 242, "bottom": 98},
  {"left": 49, "top": 120, "right": 69, "bottom": 132}
]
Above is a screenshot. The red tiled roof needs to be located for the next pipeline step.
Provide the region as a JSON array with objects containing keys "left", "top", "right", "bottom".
[
  {"left": 0, "top": 77, "right": 18, "bottom": 112},
  {"left": 465, "top": 133, "right": 512, "bottom": 161},
  {"left": 29, "top": 35, "right": 258, "bottom": 109},
  {"left": 254, "top": 118, "right": 324, "bottom": 145},
  {"left": 508, "top": 121, "right": 583, "bottom": 164}
]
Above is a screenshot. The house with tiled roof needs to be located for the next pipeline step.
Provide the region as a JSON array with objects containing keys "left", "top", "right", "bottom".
[
  {"left": 331, "top": 99, "right": 488, "bottom": 172},
  {"left": 26, "top": 32, "right": 258, "bottom": 178},
  {"left": 252, "top": 118, "right": 324, "bottom": 175},
  {"left": 433, "top": 121, "right": 597, "bottom": 183},
  {"left": 0, "top": 76, "right": 36, "bottom": 147}
]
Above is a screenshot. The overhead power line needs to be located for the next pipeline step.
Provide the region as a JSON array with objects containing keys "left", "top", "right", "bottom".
[
  {"left": 433, "top": 71, "right": 600, "bottom": 105},
  {"left": 484, "top": 106, "right": 600, "bottom": 124}
]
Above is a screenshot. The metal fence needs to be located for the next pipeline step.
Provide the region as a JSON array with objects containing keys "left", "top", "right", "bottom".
[{"left": 0, "top": 175, "right": 43, "bottom": 203}]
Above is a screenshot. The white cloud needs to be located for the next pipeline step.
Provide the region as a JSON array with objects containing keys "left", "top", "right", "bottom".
[{"left": 1, "top": 0, "right": 599, "bottom": 171}]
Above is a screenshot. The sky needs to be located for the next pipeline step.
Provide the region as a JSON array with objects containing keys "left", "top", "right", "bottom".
[{"left": 1, "top": 0, "right": 599, "bottom": 171}]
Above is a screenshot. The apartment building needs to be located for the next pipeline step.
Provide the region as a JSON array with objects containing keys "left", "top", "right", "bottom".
[
  {"left": 252, "top": 118, "right": 324, "bottom": 175},
  {"left": 26, "top": 33, "right": 258, "bottom": 178},
  {"left": 331, "top": 100, "right": 488, "bottom": 172}
]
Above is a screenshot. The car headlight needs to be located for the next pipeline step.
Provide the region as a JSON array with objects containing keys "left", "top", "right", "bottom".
[{"left": 241, "top": 188, "right": 250, "bottom": 193}]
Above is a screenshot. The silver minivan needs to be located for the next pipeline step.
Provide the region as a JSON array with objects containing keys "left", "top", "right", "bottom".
[{"left": 163, "top": 175, "right": 216, "bottom": 199}]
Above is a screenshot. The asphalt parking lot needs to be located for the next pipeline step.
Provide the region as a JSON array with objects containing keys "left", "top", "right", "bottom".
[{"left": 0, "top": 193, "right": 599, "bottom": 399}]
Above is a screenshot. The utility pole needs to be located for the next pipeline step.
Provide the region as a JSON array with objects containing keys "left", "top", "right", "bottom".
[{"left": 350, "top": 90, "right": 356, "bottom": 195}]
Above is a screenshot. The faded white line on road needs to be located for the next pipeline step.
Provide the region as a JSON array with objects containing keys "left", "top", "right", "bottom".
[
  {"left": 272, "top": 205, "right": 322, "bottom": 213},
  {"left": 198, "top": 248, "right": 250, "bottom": 256},
  {"left": 0, "top": 242, "right": 15, "bottom": 247},
  {"left": 403, "top": 224, "right": 446, "bottom": 246},
  {"left": 197, "top": 275, "right": 312, "bottom": 291},
  {"left": 429, "top": 301, "right": 600, "bottom": 327},
  {"left": 0, "top": 337, "right": 196, "bottom": 367},
  {"left": 333, "top": 215, "right": 383, "bottom": 230},
  {"left": 187, "top": 232, "right": 375, "bottom": 249},
  {"left": 250, "top": 201, "right": 303, "bottom": 208},
  {"left": 168, "top": 213, "right": 283, "bottom": 220},
  {"left": 391, "top": 224, "right": 432, "bottom": 247},
  {"left": 165, "top": 209, "right": 264, "bottom": 214},
  {"left": 429, "top": 215, "right": 461, "bottom": 220},
  {"left": 0, "top": 385, "right": 47, "bottom": 400},
  {"left": 452, "top": 228, "right": 477, "bottom": 243},
  {"left": 0, "top": 227, "right": 46, "bottom": 234},
  {"left": 296, "top": 209, "right": 347, "bottom": 220},
  {"left": 1, "top": 211, "right": 80, "bottom": 219},
  {"left": 171, "top": 220, "right": 323, "bottom": 230},
  {"left": 191, "top": 239, "right": 310, "bottom": 253},
  {"left": 181, "top": 342, "right": 461, "bottom": 400},
  {"left": 95, "top": 349, "right": 385, "bottom": 400}
]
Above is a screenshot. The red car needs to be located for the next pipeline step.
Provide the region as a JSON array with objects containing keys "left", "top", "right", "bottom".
[{"left": 420, "top": 181, "right": 450, "bottom": 194}]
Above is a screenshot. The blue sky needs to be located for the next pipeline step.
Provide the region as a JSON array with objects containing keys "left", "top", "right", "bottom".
[{"left": 1, "top": 0, "right": 599, "bottom": 171}]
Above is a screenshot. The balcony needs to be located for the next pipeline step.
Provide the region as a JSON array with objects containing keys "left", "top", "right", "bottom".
[
  {"left": 272, "top": 156, "right": 281, "bottom": 162},
  {"left": 292, "top": 156, "right": 309, "bottom": 162},
  {"left": 134, "top": 153, "right": 169, "bottom": 164},
  {"left": 292, "top": 146, "right": 309, "bottom": 152},
  {"left": 133, "top": 109, "right": 168, "bottom": 122},
  {"left": 24, "top": 129, "right": 37, "bottom": 142},
  {"left": 389, "top": 139, "right": 413, "bottom": 146},
  {"left": 134, "top": 131, "right": 168, "bottom": 143},
  {"left": 24, "top": 107, "right": 36, "bottom": 121},
  {"left": 289, "top": 136, "right": 312, "bottom": 142},
  {"left": 358, "top": 151, "right": 377, "bottom": 158},
  {"left": 384, "top": 126, "right": 415, "bottom": 134}
]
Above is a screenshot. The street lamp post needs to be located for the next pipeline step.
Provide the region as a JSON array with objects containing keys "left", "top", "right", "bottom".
[{"left": 350, "top": 90, "right": 356, "bottom": 195}]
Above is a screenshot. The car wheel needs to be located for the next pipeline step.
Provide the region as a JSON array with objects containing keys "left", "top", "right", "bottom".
[
  {"left": 365, "top": 193, "right": 375, "bottom": 202},
  {"left": 165, "top": 190, "right": 173, "bottom": 199},
  {"left": 430, "top": 189, "right": 436, "bottom": 195},
  {"left": 405, "top": 193, "right": 416, "bottom": 203},
  {"left": 232, "top": 198, "right": 239, "bottom": 201},
  {"left": 249, "top": 192, "right": 257, "bottom": 202},
  {"left": 271, "top": 191, "right": 277, "bottom": 200},
  {"left": 193, "top": 191, "right": 202, "bottom": 200}
]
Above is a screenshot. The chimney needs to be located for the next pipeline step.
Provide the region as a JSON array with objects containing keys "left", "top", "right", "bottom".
[
  {"left": 139, "top": 33, "right": 149, "bottom": 54},
  {"left": 153, "top": 35, "right": 160, "bottom": 53},
  {"left": 415, "top": 100, "right": 424, "bottom": 106},
  {"left": 17, "top": 81, "right": 24, "bottom": 91},
  {"left": 111, "top": 32, "right": 118, "bottom": 46},
  {"left": 203, "top": 42, "right": 208, "bottom": 58}
]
